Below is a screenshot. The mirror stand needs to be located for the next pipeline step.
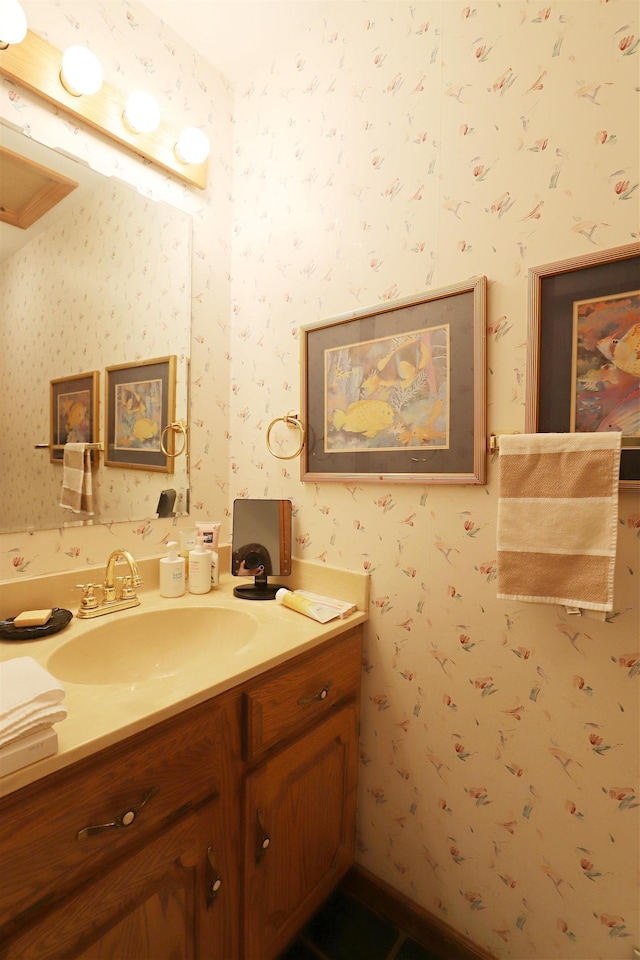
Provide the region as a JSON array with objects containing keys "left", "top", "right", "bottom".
[{"left": 233, "top": 574, "right": 288, "bottom": 601}]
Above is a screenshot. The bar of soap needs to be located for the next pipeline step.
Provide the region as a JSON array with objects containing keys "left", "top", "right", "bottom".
[{"left": 13, "top": 609, "right": 53, "bottom": 628}]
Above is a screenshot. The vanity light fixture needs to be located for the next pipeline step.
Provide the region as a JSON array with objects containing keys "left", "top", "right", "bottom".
[
  {"left": 0, "top": 0, "right": 27, "bottom": 48},
  {"left": 0, "top": 29, "right": 207, "bottom": 189},
  {"left": 60, "top": 45, "right": 103, "bottom": 97},
  {"left": 175, "top": 126, "right": 210, "bottom": 165},
  {"left": 123, "top": 91, "right": 161, "bottom": 134}
]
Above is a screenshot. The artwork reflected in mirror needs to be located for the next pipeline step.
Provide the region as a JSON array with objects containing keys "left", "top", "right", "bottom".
[
  {"left": 231, "top": 499, "right": 292, "bottom": 600},
  {"left": 50, "top": 371, "right": 99, "bottom": 463},
  {"left": 105, "top": 357, "right": 176, "bottom": 472},
  {"left": 0, "top": 122, "right": 191, "bottom": 533}
]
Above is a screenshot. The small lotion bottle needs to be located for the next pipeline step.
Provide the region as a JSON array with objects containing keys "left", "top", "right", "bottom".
[
  {"left": 275, "top": 588, "right": 337, "bottom": 624},
  {"left": 160, "top": 541, "right": 185, "bottom": 598},
  {"left": 189, "top": 537, "right": 211, "bottom": 595},
  {"left": 195, "top": 521, "right": 221, "bottom": 588},
  {"left": 196, "top": 521, "right": 221, "bottom": 551}
]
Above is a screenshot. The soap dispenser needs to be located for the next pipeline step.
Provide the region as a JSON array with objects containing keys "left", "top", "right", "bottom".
[
  {"left": 188, "top": 536, "right": 212, "bottom": 595},
  {"left": 160, "top": 541, "right": 185, "bottom": 598}
]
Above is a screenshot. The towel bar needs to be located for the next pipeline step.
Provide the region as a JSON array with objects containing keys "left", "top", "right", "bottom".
[
  {"left": 35, "top": 442, "right": 104, "bottom": 451},
  {"left": 489, "top": 434, "right": 520, "bottom": 453}
]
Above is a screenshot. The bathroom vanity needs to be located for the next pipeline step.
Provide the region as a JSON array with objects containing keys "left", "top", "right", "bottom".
[{"left": 0, "top": 562, "right": 367, "bottom": 960}]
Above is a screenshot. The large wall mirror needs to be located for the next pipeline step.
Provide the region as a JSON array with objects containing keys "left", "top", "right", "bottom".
[{"left": 0, "top": 121, "right": 192, "bottom": 534}]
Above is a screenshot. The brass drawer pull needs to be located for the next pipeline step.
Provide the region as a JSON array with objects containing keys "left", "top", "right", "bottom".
[
  {"left": 76, "top": 787, "right": 158, "bottom": 840},
  {"left": 255, "top": 809, "right": 270, "bottom": 863},
  {"left": 297, "top": 683, "right": 331, "bottom": 706}
]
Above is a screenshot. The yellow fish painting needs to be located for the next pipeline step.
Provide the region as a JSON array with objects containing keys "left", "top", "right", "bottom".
[
  {"left": 332, "top": 399, "right": 395, "bottom": 438},
  {"left": 132, "top": 417, "right": 159, "bottom": 442},
  {"left": 66, "top": 401, "right": 88, "bottom": 430},
  {"left": 597, "top": 321, "right": 640, "bottom": 377}
]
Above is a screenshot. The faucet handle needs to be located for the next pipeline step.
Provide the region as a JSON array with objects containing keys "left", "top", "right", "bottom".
[
  {"left": 76, "top": 583, "right": 100, "bottom": 611},
  {"left": 119, "top": 576, "right": 138, "bottom": 600}
]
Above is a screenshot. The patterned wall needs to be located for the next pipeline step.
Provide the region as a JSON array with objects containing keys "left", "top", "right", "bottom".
[
  {"left": 229, "top": 3, "right": 639, "bottom": 959},
  {"left": 0, "top": 3, "right": 638, "bottom": 958}
]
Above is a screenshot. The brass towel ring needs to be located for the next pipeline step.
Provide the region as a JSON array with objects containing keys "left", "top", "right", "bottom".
[
  {"left": 160, "top": 420, "right": 188, "bottom": 458},
  {"left": 266, "top": 413, "right": 306, "bottom": 460}
]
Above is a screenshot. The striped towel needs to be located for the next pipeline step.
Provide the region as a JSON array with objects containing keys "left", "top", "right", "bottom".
[
  {"left": 59, "top": 443, "right": 94, "bottom": 514},
  {"left": 497, "top": 432, "right": 621, "bottom": 613}
]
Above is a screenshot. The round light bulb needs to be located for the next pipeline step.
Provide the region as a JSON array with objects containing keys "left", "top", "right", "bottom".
[
  {"left": 123, "top": 91, "right": 161, "bottom": 134},
  {"left": 0, "top": 0, "right": 27, "bottom": 46},
  {"left": 175, "top": 127, "right": 210, "bottom": 165},
  {"left": 60, "top": 45, "right": 103, "bottom": 97}
]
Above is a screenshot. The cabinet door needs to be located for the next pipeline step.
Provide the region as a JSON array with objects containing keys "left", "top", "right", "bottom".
[
  {"left": 243, "top": 701, "right": 358, "bottom": 960},
  {"left": 3, "top": 813, "right": 201, "bottom": 960},
  {"left": 199, "top": 788, "right": 242, "bottom": 960}
]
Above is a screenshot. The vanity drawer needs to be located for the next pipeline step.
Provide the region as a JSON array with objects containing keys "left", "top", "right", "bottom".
[
  {"left": 0, "top": 689, "right": 241, "bottom": 931},
  {"left": 242, "top": 627, "right": 362, "bottom": 761}
]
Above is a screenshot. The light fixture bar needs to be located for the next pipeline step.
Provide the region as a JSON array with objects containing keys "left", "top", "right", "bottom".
[{"left": 0, "top": 29, "right": 207, "bottom": 189}]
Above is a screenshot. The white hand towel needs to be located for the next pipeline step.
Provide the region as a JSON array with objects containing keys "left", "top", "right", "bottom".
[
  {"left": 0, "top": 656, "right": 66, "bottom": 720},
  {"left": 497, "top": 432, "right": 621, "bottom": 613},
  {"left": 60, "top": 442, "right": 94, "bottom": 514}
]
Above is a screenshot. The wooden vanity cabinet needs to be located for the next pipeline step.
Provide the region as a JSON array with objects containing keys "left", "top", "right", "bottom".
[
  {"left": 0, "top": 689, "right": 243, "bottom": 960},
  {"left": 241, "top": 627, "right": 362, "bottom": 960},
  {"left": 0, "top": 625, "right": 362, "bottom": 960}
]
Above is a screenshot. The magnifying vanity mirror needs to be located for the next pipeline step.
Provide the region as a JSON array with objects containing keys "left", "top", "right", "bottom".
[
  {"left": 231, "top": 499, "right": 292, "bottom": 600},
  {"left": 0, "top": 120, "right": 192, "bottom": 534}
]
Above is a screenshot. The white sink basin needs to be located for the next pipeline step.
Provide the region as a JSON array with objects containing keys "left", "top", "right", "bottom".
[{"left": 47, "top": 606, "right": 258, "bottom": 685}]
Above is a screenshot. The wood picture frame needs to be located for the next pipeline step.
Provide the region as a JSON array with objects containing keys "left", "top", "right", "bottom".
[
  {"left": 301, "top": 277, "right": 487, "bottom": 485},
  {"left": 49, "top": 371, "right": 99, "bottom": 463},
  {"left": 105, "top": 356, "right": 176, "bottom": 473},
  {"left": 526, "top": 242, "right": 640, "bottom": 491}
]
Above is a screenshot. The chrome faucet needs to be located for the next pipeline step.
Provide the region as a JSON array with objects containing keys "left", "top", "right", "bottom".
[{"left": 76, "top": 549, "right": 143, "bottom": 619}]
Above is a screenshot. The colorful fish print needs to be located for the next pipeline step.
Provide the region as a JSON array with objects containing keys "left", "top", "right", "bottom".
[
  {"left": 332, "top": 399, "right": 395, "bottom": 438},
  {"left": 597, "top": 321, "right": 640, "bottom": 376}
]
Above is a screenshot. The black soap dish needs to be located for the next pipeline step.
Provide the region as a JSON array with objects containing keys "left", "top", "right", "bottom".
[{"left": 0, "top": 608, "right": 73, "bottom": 642}]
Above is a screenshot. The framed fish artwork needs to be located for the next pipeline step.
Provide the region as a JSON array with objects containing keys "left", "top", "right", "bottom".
[
  {"left": 300, "top": 277, "right": 487, "bottom": 484},
  {"left": 49, "top": 371, "right": 99, "bottom": 464},
  {"left": 105, "top": 356, "right": 176, "bottom": 472},
  {"left": 526, "top": 242, "right": 640, "bottom": 492}
]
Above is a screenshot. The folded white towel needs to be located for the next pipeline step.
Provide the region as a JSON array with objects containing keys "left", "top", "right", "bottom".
[
  {"left": 0, "top": 658, "right": 67, "bottom": 749},
  {"left": 0, "top": 657, "right": 65, "bottom": 720},
  {"left": 0, "top": 709, "right": 68, "bottom": 749},
  {"left": 60, "top": 442, "right": 94, "bottom": 514}
]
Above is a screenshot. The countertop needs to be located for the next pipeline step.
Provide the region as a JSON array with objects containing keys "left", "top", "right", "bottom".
[{"left": 0, "top": 557, "right": 369, "bottom": 798}]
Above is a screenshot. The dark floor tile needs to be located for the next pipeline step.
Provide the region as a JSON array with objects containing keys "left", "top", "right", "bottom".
[
  {"left": 302, "top": 889, "right": 400, "bottom": 960},
  {"left": 395, "top": 936, "right": 442, "bottom": 960},
  {"left": 278, "top": 938, "right": 323, "bottom": 960}
]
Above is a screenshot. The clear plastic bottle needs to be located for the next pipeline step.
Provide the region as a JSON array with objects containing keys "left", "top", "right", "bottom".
[
  {"left": 179, "top": 527, "right": 198, "bottom": 580},
  {"left": 210, "top": 547, "right": 219, "bottom": 588},
  {"left": 188, "top": 536, "right": 211, "bottom": 594},
  {"left": 159, "top": 541, "right": 185, "bottom": 597}
]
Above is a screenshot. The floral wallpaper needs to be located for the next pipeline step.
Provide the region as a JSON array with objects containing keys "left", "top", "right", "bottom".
[
  {"left": 0, "top": 176, "right": 190, "bottom": 531},
  {"left": 0, "top": 2, "right": 638, "bottom": 959},
  {"left": 229, "top": 2, "right": 639, "bottom": 959}
]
